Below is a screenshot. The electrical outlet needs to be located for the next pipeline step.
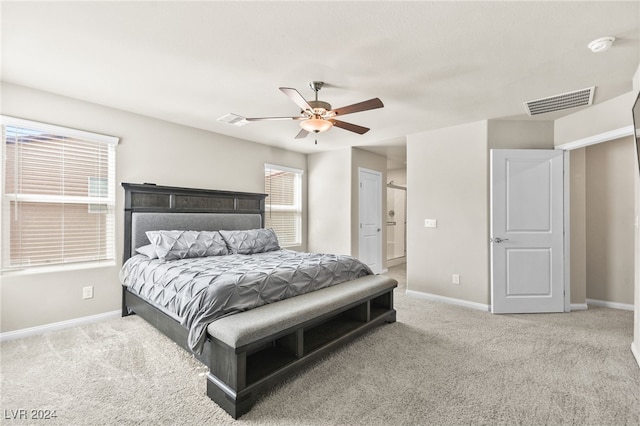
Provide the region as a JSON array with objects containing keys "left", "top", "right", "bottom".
[
  {"left": 83, "top": 286, "right": 94, "bottom": 299},
  {"left": 452, "top": 274, "right": 460, "bottom": 285}
]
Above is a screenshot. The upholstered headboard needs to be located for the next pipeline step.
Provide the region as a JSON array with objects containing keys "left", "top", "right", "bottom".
[
  {"left": 122, "top": 183, "right": 267, "bottom": 261},
  {"left": 130, "top": 212, "right": 262, "bottom": 254}
]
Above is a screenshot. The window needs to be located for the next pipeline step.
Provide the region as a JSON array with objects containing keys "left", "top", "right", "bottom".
[
  {"left": 264, "top": 164, "right": 303, "bottom": 247},
  {"left": 1, "top": 116, "right": 119, "bottom": 271}
]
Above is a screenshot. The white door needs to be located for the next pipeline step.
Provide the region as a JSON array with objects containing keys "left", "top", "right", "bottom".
[
  {"left": 490, "top": 149, "right": 565, "bottom": 313},
  {"left": 359, "top": 168, "right": 382, "bottom": 274}
]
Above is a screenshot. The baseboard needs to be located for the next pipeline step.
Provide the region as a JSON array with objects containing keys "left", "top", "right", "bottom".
[
  {"left": 570, "top": 303, "right": 589, "bottom": 311},
  {"left": 387, "top": 257, "right": 406, "bottom": 268},
  {"left": 632, "top": 342, "right": 640, "bottom": 369},
  {"left": 0, "top": 310, "right": 121, "bottom": 342},
  {"left": 586, "top": 298, "right": 634, "bottom": 311},
  {"left": 405, "top": 289, "right": 490, "bottom": 312}
]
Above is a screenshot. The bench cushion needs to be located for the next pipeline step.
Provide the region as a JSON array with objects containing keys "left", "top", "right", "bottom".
[{"left": 207, "top": 275, "right": 397, "bottom": 348}]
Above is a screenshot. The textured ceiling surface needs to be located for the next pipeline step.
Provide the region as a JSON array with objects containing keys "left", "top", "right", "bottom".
[{"left": 2, "top": 1, "right": 639, "bottom": 166}]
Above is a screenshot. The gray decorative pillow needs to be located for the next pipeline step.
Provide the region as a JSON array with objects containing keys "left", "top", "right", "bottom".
[
  {"left": 219, "top": 228, "right": 280, "bottom": 255},
  {"left": 135, "top": 244, "right": 159, "bottom": 259},
  {"left": 145, "top": 230, "right": 228, "bottom": 261}
]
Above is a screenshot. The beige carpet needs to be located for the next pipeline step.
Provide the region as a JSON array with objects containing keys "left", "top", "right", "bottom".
[{"left": 1, "top": 266, "right": 639, "bottom": 425}]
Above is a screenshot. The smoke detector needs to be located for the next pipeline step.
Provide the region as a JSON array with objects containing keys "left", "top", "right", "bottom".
[{"left": 588, "top": 36, "right": 615, "bottom": 53}]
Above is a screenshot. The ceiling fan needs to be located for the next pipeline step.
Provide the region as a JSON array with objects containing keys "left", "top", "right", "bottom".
[{"left": 243, "top": 81, "right": 384, "bottom": 141}]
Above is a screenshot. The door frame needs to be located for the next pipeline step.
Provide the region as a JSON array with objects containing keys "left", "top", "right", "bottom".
[
  {"left": 563, "top": 151, "right": 571, "bottom": 312},
  {"left": 386, "top": 183, "right": 407, "bottom": 267},
  {"left": 555, "top": 126, "right": 634, "bottom": 312},
  {"left": 358, "top": 167, "right": 383, "bottom": 274}
]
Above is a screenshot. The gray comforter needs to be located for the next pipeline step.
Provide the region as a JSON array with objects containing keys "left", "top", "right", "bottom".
[{"left": 119, "top": 249, "right": 372, "bottom": 354}]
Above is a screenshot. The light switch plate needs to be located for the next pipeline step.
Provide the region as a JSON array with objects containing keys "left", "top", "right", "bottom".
[{"left": 424, "top": 219, "right": 437, "bottom": 228}]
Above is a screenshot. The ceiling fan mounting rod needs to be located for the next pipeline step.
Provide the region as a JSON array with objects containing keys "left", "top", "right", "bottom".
[
  {"left": 307, "top": 81, "right": 330, "bottom": 117},
  {"left": 309, "top": 81, "right": 324, "bottom": 96}
]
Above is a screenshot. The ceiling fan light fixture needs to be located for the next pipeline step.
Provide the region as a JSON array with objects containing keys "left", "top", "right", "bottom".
[{"left": 300, "top": 118, "right": 333, "bottom": 133}]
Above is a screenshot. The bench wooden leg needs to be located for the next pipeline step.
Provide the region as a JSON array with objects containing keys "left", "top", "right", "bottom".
[
  {"left": 385, "top": 310, "right": 397, "bottom": 323},
  {"left": 206, "top": 374, "right": 255, "bottom": 419}
]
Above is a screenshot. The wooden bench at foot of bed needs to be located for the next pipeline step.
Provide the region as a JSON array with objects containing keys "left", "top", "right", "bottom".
[{"left": 205, "top": 274, "right": 397, "bottom": 419}]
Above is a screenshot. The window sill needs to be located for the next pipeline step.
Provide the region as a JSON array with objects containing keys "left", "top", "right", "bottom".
[{"left": 1, "top": 260, "right": 117, "bottom": 277}]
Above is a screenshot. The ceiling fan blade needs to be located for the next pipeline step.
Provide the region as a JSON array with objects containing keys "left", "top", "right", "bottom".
[
  {"left": 280, "top": 87, "right": 314, "bottom": 113},
  {"left": 329, "top": 119, "right": 370, "bottom": 135},
  {"left": 331, "top": 98, "right": 384, "bottom": 117},
  {"left": 295, "top": 128, "right": 309, "bottom": 139},
  {"left": 245, "top": 116, "right": 304, "bottom": 121}
]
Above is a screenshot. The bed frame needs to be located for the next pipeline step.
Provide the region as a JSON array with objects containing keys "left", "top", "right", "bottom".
[{"left": 121, "top": 182, "right": 397, "bottom": 418}]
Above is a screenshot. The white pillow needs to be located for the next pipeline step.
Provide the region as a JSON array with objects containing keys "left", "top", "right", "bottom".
[
  {"left": 146, "top": 230, "right": 228, "bottom": 261},
  {"left": 219, "top": 228, "right": 280, "bottom": 255},
  {"left": 135, "top": 244, "right": 158, "bottom": 259}
]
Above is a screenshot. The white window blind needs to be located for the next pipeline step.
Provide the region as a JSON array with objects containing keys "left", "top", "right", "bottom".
[
  {"left": 1, "top": 116, "right": 119, "bottom": 271},
  {"left": 264, "top": 164, "right": 303, "bottom": 247}
]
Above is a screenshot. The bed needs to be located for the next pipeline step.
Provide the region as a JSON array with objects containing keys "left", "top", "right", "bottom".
[{"left": 120, "top": 183, "right": 397, "bottom": 418}]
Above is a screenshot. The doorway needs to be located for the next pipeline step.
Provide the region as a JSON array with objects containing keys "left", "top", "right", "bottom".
[
  {"left": 359, "top": 168, "right": 383, "bottom": 274},
  {"left": 386, "top": 182, "right": 406, "bottom": 267}
]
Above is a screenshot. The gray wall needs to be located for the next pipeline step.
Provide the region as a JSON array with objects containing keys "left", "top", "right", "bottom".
[
  {"left": 0, "top": 82, "right": 307, "bottom": 332},
  {"left": 585, "top": 138, "right": 636, "bottom": 304},
  {"left": 407, "top": 120, "right": 490, "bottom": 304},
  {"left": 570, "top": 148, "right": 587, "bottom": 305},
  {"left": 487, "top": 120, "right": 554, "bottom": 150},
  {"left": 351, "top": 147, "right": 388, "bottom": 265},
  {"left": 554, "top": 93, "right": 636, "bottom": 145},
  {"left": 406, "top": 119, "right": 555, "bottom": 306},
  {"left": 555, "top": 93, "right": 637, "bottom": 307},
  {"left": 307, "top": 147, "right": 388, "bottom": 270},
  {"left": 554, "top": 77, "right": 640, "bottom": 368},
  {"left": 387, "top": 168, "right": 407, "bottom": 186},
  {"left": 307, "top": 148, "right": 352, "bottom": 255}
]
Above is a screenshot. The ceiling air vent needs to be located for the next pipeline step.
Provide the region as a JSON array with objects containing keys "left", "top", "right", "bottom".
[
  {"left": 523, "top": 87, "right": 595, "bottom": 116},
  {"left": 217, "top": 113, "right": 248, "bottom": 127}
]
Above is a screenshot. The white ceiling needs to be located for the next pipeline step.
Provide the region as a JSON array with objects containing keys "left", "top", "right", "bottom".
[{"left": 2, "top": 1, "right": 639, "bottom": 169}]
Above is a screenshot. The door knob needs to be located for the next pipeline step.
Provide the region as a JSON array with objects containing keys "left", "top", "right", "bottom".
[{"left": 492, "top": 237, "right": 509, "bottom": 243}]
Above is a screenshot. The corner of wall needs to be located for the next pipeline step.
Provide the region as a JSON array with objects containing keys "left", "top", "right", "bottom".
[
  {"left": 632, "top": 62, "right": 640, "bottom": 368},
  {"left": 406, "top": 120, "right": 490, "bottom": 305}
]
